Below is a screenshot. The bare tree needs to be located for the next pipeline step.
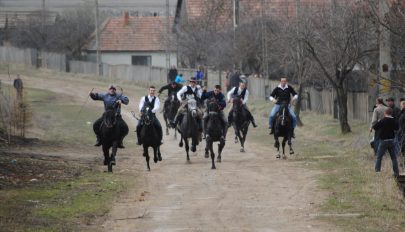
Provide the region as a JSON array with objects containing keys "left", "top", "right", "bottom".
[{"left": 297, "top": 3, "right": 377, "bottom": 133}]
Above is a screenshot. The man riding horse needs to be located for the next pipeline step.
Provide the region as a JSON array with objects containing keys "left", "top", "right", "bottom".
[
  {"left": 171, "top": 77, "right": 203, "bottom": 132},
  {"left": 90, "top": 84, "right": 129, "bottom": 148},
  {"left": 158, "top": 81, "right": 183, "bottom": 110},
  {"left": 269, "top": 77, "right": 298, "bottom": 137},
  {"left": 201, "top": 85, "right": 227, "bottom": 139},
  {"left": 136, "top": 86, "right": 163, "bottom": 146},
  {"left": 227, "top": 79, "right": 257, "bottom": 128}
]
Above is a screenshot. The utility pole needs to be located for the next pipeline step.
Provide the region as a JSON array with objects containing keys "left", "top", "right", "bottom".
[
  {"left": 261, "top": 0, "right": 268, "bottom": 79},
  {"left": 165, "top": 0, "right": 171, "bottom": 83},
  {"left": 95, "top": 0, "right": 101, "bottom": 76}
]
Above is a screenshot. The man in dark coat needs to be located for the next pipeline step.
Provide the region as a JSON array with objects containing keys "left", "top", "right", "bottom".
[
  {"left": 90, "top": 84, "right": 129, "bottom": 148},
  {"left": 168, "top": 65, "right": 178, "bottom": 83},
  {"left": 201, "top": 85, "right": 227, "bottom": 139}
]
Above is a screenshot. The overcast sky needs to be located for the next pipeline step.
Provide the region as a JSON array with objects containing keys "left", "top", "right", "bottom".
[{"left": 0, "top": 0, "right": 178, "bottom": 14}]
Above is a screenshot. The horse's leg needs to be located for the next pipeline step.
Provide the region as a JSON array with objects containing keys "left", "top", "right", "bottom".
[
  {"left": 185, "top": 138, "right": 190, "bottom": 163},
  {"left": 240, "top": 126, "right": 248, "bottom": 152},
  {"left": 288, "top": 135, "right": 294, "bottom": 155},
  {"left": 275, "top": 137, "right": 281, "bottom": 159},
  {"left": 158, "top": 146, "right": 162, "bottom": 161},
  {"left": 218, "top": 138, "right": 225, "bottom": 163},
  {"left": 236, "top": 129, "right": 244, "bottom": 152},
  {"left": 204, "top": 135, "right": 210, "bottom": 158},
  {"left": 164, "top": 117, "right": 170, "bottom": 135},
  {"left": 144, "top": 146, "right": 150, "bottom": 171},
  {"left": 234, "top": 126, "right": 239, "bottom": 143},
  {"left": 102, "top": 145, "right": 109, "bottom": 166},
  {"left": 153, "top": 146, "right": 158, "bottom": 163},
  {"left": 179, "top": 132, "right": 183, "bottom": 147},
  {"left": 111, "top": 141, "right": 118, "bottom": 165},
  {"left": 191, "top": 136, "right": 197, "bottom": 153},
  {"left": 210, "top": 140, "right": 216, "bottom": 169},
  {"left": 282, "top": 137, "right": 287, "bottom": 159}
]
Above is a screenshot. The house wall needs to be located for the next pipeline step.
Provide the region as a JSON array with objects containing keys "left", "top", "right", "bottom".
[{"left": 100, "top": 51, "right": 177, "bottom": 68}]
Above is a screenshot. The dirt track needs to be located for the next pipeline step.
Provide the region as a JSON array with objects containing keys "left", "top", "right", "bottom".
[{"left": 0, "top": 73, "right": 339, "bottom": 232}]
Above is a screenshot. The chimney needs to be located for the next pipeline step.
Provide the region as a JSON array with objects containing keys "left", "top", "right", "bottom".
[{"left": 123, "top": 11, "right": 129, "bottom": 26}]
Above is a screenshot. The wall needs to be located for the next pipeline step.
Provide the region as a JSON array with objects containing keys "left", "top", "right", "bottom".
[{"left": 99, "top": 51, "right": 177, "bottom": 68}]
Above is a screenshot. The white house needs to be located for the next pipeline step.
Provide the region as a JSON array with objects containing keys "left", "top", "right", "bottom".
[{"left": 86, "top": 13, "right": 176, "bottom": 68}]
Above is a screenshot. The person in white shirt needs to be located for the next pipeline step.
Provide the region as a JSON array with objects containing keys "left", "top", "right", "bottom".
[
  {"left": 227, "top": 80, "right": 257, "bottom": 128},
  {"left": 171, "top": 77, "right": 204, "bottom": 130},
  {"left": 136, "top": 86, "right": 163, "bottom": 145}
]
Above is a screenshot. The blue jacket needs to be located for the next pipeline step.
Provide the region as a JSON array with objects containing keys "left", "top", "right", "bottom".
[
  {"left": 175, "top": 75, "right": 185, "bottom": 84},
  {"left": 201, "top": 91, "right": 226, "bottom": 110},
  {"left": 90, "top": 92, "right": 129, "bottom": 114},
  {"left": 195, "top": 71, "right": 204, "bottom": 81}
]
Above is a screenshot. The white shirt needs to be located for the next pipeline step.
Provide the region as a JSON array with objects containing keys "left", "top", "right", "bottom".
[
  {"left": 176, "top": 85, "right": 202, "bottom": 101},
  {"left": 227, "top": 87, "right": 249, "bottom": 104},
  {"left": 139, "top": 95, "right": 160, "bottom": 113}
]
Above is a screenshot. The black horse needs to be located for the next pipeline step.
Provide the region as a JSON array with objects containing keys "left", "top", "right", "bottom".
[
  {"left": 140, "top": 106, "right": 162, "bottom": 171},
  {"left": 100, "top": 109, "right": 124, "bottom": 172},
  {"left": 230, "top": 96, "right": 250, "bottom": 152},
  {"left": 273, "top": 103, "right": 294, "bottom": 159},
  {"left": 178, "top": 98, "right": 201, "bottom": 163},
  {"left": 163, "top": 94, "right": 180, "bottom": 138},
  {"left": 204, "top": 99, "right": 226, "bottom": 169}
]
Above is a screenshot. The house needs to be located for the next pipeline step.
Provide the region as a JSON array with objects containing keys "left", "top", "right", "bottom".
[{"left": 85, "top": 12, "right": 176, "bottom": 68}]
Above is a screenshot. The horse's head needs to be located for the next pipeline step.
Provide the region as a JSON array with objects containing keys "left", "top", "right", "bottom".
[
  {"left": 232, "top": 95, "right": 243, "bottom": 111},
  {"left": 187, "top": 98, "right": 198, "bottom": 118},
  {"left": 142, "top": 107, "right": 154, "bottom": 126},
  {"left": 207, "top": 98, "right": 220, "bottom": 114},
  {"left": 102, "top": 109, "right": 117, "bottom": 128}
]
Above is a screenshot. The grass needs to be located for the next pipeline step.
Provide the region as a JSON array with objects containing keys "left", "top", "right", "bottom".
[{"left": 250, "top": 98, "right": 405, "bottom": 232}]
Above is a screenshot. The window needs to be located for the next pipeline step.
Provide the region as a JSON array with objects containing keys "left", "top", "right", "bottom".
[{"left": 132, "top": 56, "right": 151, "bottom": 66}]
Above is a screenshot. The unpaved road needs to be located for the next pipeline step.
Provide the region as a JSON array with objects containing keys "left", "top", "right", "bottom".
[{"left": 0, "top": 73, "right": 339, "bottom": 232}]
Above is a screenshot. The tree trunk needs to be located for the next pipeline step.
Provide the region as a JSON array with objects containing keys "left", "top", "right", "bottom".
[
  {"left": 335, "top": 84, "right": 351, "bottom": 134},
  {"left": 294, "top": 83, "right": 304, "bottom": 126}
]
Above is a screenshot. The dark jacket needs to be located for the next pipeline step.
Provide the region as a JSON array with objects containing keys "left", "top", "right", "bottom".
[
  {"left": 228, "top": 73, "right": 240, "bottom": 91},
  {"left": 398, "top": 109, "right": 405, "bottom": 137},
  {"left": 390, "top": 106, "right": 401, "bottom": 122},
  {"left": 373, "top": 117, "right": 399, "bottom": 140},
  {"left": 158, "top": 83, "right": 183, "bottom": 96},
  {"left": 270, "top": 85, "right": 297, "bottom": 104},
  {"left": 201, "top": 91, "right": 226, "bottom": 110}
]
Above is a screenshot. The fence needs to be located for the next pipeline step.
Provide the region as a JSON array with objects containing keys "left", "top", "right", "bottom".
[{"left": 0, "top": 45, "right": 373, "bottom": 123}]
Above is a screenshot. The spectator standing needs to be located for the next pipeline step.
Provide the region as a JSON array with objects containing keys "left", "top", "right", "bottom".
[
  {"left": 386, "top": 97, "right": 401, "bottom": 122},
  {"left": 195, "top": 66, "right": 204, "bottom": 85},
  {"left": 397, "top": 100, "right": 405, "bottom": 155},
  {"left": 175, "top": 74, "right": 185, "bottom": 84},
  {"left": 372, "top": 108, "right": 400, "bottom": 177},
  {"left": 370, "top": 98, "right": 388, "bottom": 154},
  {"left": 228, "top": 70, "right": 241, "bottom": 91},
  {"left": 168, "top": 65, "right": 178, "bottom": 83}
]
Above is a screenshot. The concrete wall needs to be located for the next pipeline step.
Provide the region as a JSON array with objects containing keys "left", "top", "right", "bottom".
[{"left": 100, "top": 51, "right": 177, "bottom": 68}]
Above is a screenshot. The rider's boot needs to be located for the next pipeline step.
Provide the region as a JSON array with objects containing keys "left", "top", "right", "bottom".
[
  {"left": 269, "top": 127, "right": 274, "bottom": 135},
  {"left": 136, "top": 131, "right": 142, "bottom": 145},
  {"left": 94, "top": 135, "right": 102, "bottom": 146}
]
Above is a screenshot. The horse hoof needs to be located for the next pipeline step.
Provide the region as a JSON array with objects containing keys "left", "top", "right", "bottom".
[
  {"left": 191, "top": 146, "right": 196, "bottom": 153},
  {"left": 212, "top": 166, "right": 216, "bottom": 169},
  {"left": 234, "top": 140, "right": 238, "bottom": 144},
  {"left": 179, "top": 143, "right": 183, "bottom": 147},
  {"left": 154, "top": 158, "right": 158, "bottom": 163},
  {"left": 276, "top": 155, "right": 281, "bottom": 159},
  {"left": 240, "top": 148, "right": 245, "bottom": 152},
  {"left": 158, "top": 156, "right": 162, "bottom": 161},
  {"left": 205, "top": 152, "right": 209, "bottom": 158},
  {"left": 111, "top": 161, "right": 116, "bottom": 166},
  {"left": 217, "top": 158, "right": 221, "bottom": 163},
  {"left": 290, "top": 151, "right": 295, "bottom": 155}
]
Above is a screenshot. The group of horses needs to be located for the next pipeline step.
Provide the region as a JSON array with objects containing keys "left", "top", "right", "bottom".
[{"left": 98, "top": 93, "right": 295, "bottom": 172}]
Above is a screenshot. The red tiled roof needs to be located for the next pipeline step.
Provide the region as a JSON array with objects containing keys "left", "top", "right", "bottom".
[{"left": 87, "top": 15, "right": 173, "bottom": 52}]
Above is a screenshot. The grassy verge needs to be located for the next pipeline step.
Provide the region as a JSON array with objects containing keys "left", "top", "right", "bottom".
[
  {"left": 0, "top": 72, "right": 135, "bottom": 231},
  {"left": 250, "top": 99, "right": 405, "bottom": 232}
]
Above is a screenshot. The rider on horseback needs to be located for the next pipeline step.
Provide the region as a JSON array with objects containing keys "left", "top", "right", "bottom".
[
  {"left": 136, "top": 86, "right": 163, "bottom": 145},
  {"left": 227, "top": 79, "right": 257, "bottom": 128},
  {"left": 158, "top": 81, "right": 183, "bottom": 110},
  {"left": 171, "top": 77, "right": 203, "bottom": 131},
  {"left": 90, "top": 84, "right": 129, "bottom": 148},
  {"left": 269, "top": 77, "right": 298, "bottom": 137},
  {"left": 201, "top": 85, "right": 227, "bottom": 139}
]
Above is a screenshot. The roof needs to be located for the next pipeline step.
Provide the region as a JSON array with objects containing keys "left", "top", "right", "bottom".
[
  {"left": 86, "top": 15, "right": 174, "bottom": 52},
  {"left": 175, "top": 0, "right": 349, "bottom": 28}
]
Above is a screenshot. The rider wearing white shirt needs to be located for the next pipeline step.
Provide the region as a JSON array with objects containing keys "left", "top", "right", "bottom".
[
  {"left": 136, "top": 86, "right": 163, "bottom": 145},
  {"left": 171, "top": 77, "right": 204, "bottom": 129},
  {"left": 227, "top": 80, "right": 257, "bottom": 128}
]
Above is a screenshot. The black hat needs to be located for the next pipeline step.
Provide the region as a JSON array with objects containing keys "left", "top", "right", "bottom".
[
  {"left": 386, "top": 97, "right": 395, "bottom": 102},
  {"left": 400, "top": 97, "right": 405, "bottom": 102},
  {"left": 189, "top": 77, "right": 197, "bottom": 82}
]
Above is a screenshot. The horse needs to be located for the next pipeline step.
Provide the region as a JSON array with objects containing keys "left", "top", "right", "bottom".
[
  {"left": 204, "top": 98, "right": 226, "bottom": 169},
  {"left": 140, "top": 106, "right": 162, "bottom": 171},
  {"left": 273, "top": 103, "right": 294, "bottom": 159},
  {"left": 178, "top": 98, "right": 201, "bottom": 163},
  {"left": 230, "top": 95, "right": 250, "bottom": 152},
  {"left": 100, "top": 108, "right": 123, "bottom": 172},
  {"left": 163, "top": 94, "right": 180, "bottom": 138}
]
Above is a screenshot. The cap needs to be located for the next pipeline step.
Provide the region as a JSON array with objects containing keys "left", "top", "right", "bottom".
[{"left": 189, "top": 77, "right": 197, "bottom": 82}]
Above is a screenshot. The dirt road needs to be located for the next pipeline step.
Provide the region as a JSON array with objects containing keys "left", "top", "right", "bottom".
[{"left": 0, "top": 73, "right": 339, "bottom": 232}]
